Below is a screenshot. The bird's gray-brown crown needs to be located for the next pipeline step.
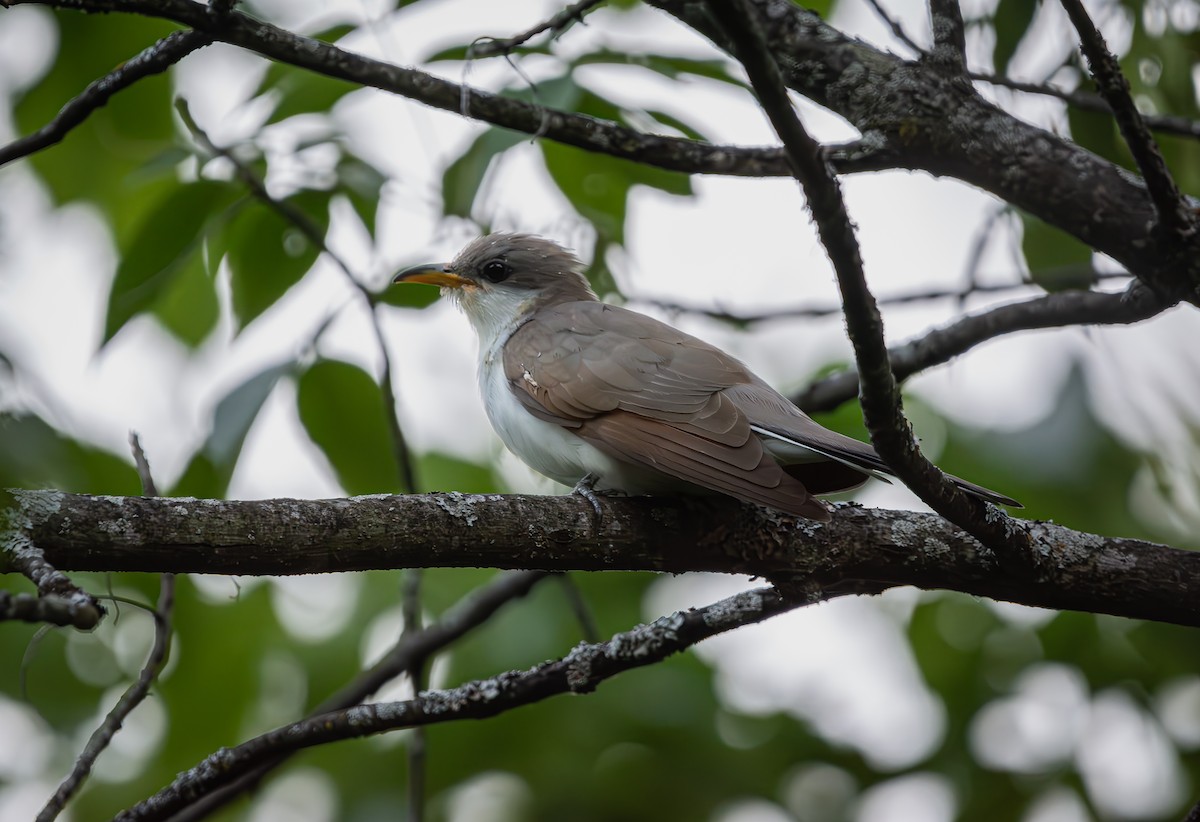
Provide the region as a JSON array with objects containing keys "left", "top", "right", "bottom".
[{"left": 393, "top": 233, "right": 597, "bottom": 304}]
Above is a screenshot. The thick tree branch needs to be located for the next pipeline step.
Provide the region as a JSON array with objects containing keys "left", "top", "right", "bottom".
[
  {"left": 1058, "top": 0, "right": 1195, "bottom": 240},
  {"left": 118, "top": 586, "right": 806, "bottom": 822},
  {"left": 793, "top": 281, "right": 1170, "bottom": 412},
  {"left": 5, "top": 490, "right": 1200, "bottom": 627}
]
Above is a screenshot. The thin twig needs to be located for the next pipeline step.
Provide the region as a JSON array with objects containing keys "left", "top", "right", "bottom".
[
  {"left": 631, "top": 267, "right": 1127, "bottom": 325},
  {"left": 708, "top": 0, "right": 1033, "bottom": 559},
  {"left": 861, "top": 0, "right": 924, "bottom": 54},
  {"left": 469, "top": 0, "right": 606, "bottom": 59},
  {"left": 555, "top": 575, "right": 600, "bottom": 643},
  {"left": 793, "top": 281, "right": 1170, "bottom": 412},
  {"left": 401, "top": 569, "right": 426, "bottom": 822},
  {"left": 117, "top": 586, "right": 807, "bottom": 822},
  {"left": 971, "top": 71, "right": 1200, "bottom": 140},
  {"left": 0, "top": 30, "right": 211, "bottom": 168},
  {"left": 174, "top": 100, "right": 419, "bottom": 493},
  {"left": 165, "top": 571, "right": 549, "bottom": 822},
  {"left": 35, "top": 434, "right": 175, "bottom": 822},
  {"left": 1058, "top": 0, "right": 1195, "bottom": 238}
]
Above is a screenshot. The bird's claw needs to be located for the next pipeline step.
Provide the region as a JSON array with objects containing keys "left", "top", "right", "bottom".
[{"left": 571, "top": 473, "right": 614, "bottom": 524}]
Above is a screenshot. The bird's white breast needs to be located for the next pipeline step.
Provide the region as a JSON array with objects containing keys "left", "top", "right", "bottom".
[{"left": 477, "top": 354, "right": 613, "bottom": 487}]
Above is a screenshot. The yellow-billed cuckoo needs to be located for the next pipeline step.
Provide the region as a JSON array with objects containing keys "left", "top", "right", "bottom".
[{"left": 394, "top": 233, "right": 1018, "bottom": 521}]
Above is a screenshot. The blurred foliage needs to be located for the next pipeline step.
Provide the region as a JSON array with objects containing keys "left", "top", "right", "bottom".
[{"left": 2, "top": 1, "right": 1200, "bottom": 821}]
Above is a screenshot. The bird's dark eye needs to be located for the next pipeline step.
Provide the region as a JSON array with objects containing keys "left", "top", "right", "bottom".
[{"left": 480, "top": 259, "right": 511, "bottom": 283}]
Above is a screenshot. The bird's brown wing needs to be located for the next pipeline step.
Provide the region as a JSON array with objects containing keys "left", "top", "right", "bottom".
[{"left": 503, "top": 301, "right": 832, "bottom": 519}]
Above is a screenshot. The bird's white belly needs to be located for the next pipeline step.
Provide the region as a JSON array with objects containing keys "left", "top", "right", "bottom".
[
  {"left": 479, "top": 359, "right": 606, "bottom": 486},
  {"left": 478, "top": 358, "right": 677, "bottom": 493}
]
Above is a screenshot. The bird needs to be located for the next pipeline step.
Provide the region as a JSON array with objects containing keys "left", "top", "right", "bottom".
[{"left": 393, "top": 233, "right": 1019, "bottom": 521}]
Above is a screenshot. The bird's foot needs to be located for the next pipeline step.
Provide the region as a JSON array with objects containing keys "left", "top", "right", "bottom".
[{"left": 571, "top": 473, "right": 621, "bottom": 524}]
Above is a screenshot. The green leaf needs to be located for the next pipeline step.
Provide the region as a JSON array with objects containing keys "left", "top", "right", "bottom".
[
  {"left": 375, "top": 281, "right": 440, "bottom": 310},
  {"left": 226, "top": 191, "right": 329, "bottom": 329},
  {"left": 170, "top": 361, "right": 294, "bottom": 497},
  {"left": 536, "top": 82, "right": 691, "bottom": 245},
  {"left": 1019, "top": 212, "right": 1095, "bottom": 291},
  {"left": 642, "top": 109, "right": 711, "bottom": 141},
  {"left": 105, "top": 180, "right": 237, "bottom": 344},
  {"left": 418, "top": 452, "right": 497, "bottom": 493},
  {"left": 438, "top": 76, "right": 584, "bottom": 219},
  {"left": 425, "top": 43, "right": 553, "bottom": 62},
  {"left": 542, "top": 139, "right": 692, "bottom": 245},
  {"left": 573, "top": 51, "right": 747, "bottom": 89},
  {"left": 149, "top": 243, "right": 220, "bottom": 347},
  {"left": 991, "top": 0, "right": 1038, "bottom": 75},
  {"left": 1066, "top": 94, "right": 1129, "bottom": 169},
  {"left": 12, "top": 14, "right": 178, "bottom": 234},
  {"left": 337, "top": 155, "right": 388, "bottom": 234},
  {"left": 297, "top": 360, "right": 401, "bottom": 495},
  {"left": 0, "top": 414, "right": 140, "bottom": 494},
  {"left": 441, "top": 127, "right": 528, "bottom": 217},
  {"left": 207, "top": 362, "right": 295, "bottom": 465}
]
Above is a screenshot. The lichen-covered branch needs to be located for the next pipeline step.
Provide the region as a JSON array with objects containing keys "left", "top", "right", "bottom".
[
  {"left": 5, "top": 490, "right": 1199, "bottom": 627},
  {"left": 115, "top": 586, "right": 802, "bottom": 822}
]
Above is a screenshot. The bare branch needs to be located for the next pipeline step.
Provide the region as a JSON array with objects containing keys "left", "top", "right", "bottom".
[
  {"left": 470, "top": 0, "right": 605, "bottom": 59},
  {"left": 0, "top": 30, "right": 211, "bottom": 169},
  {"left": 116, "top": 587, "right": 804, "bottom": 822},
  {"left": 794, "top": 282, "right": 1171, "bottom": 412},
  {"left": 1059, "top": 0, "right": 1196, "bottom": 239}
]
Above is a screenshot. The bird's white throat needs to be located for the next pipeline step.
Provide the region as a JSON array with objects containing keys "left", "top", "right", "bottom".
[{"left": 449, "top": 285, "right": 539, "bottom": 365}]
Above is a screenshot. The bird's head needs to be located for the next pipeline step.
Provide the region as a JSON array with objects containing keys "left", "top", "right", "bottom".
[{"left": 393, "top": 233, "right": 596, "bottom": 337}]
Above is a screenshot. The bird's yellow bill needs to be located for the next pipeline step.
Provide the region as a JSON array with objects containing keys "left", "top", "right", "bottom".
[{"left": 392, "top": 264, "right": 472, "bottom": 289}]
